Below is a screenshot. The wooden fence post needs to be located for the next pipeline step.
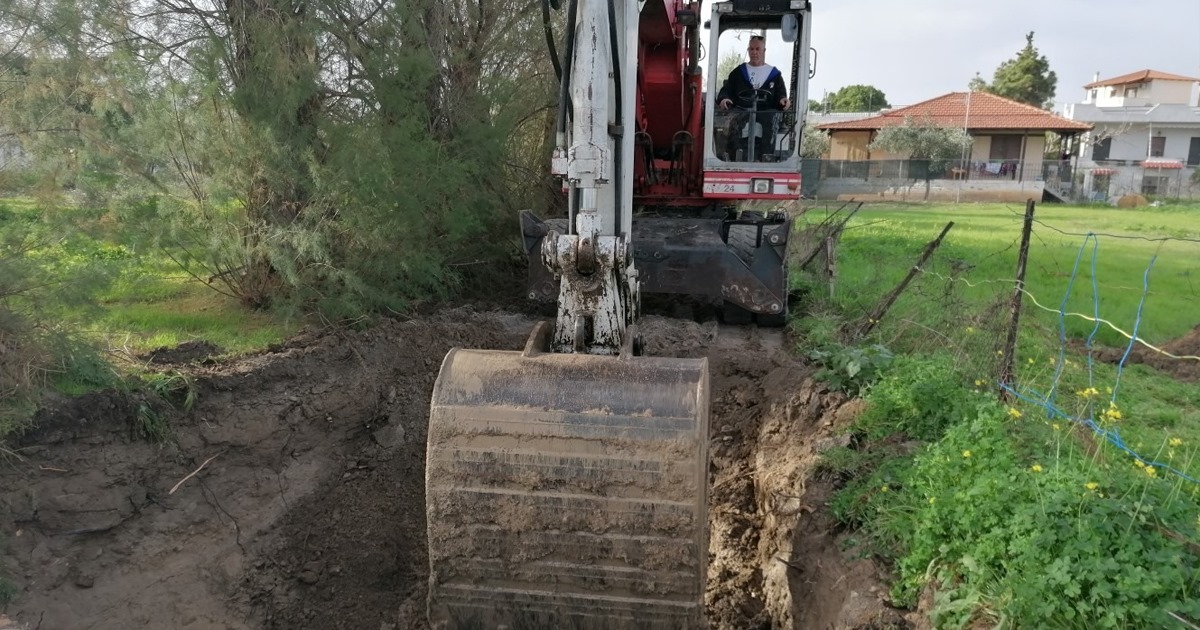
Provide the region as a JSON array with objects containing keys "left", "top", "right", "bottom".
[{"left": 999, "top": 199, "right": 1036, "bottom": 400}]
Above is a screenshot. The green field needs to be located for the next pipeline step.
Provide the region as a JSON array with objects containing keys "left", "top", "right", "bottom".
[
  {"left": 804, "top": 201, "right": 1200, "bottom": 627},
  {"left": 803, "top": 202, "right": 1200, "bottom": 472}
]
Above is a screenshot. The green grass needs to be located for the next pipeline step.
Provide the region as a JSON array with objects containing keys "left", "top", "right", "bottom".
[
  {"left": 94, "top": 280, "right": 299, "bottom": 355},
  {"left": 801, "top": 200, "right": 1200, "bottom": 479},
  {"left": 801, "top": 200, "right": 1200, "bottom": 627},
  {"left": 2, "top": 196, "right": 302, "bottom": 389}
]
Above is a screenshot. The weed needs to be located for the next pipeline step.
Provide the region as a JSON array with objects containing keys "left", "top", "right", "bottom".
[
  {"left": 135, "top": 400, "right": 173, "bottom": 444},
  {"left": 809, "top": 343, "right": 893, "bottom": 395},
  {"left": 142, "top": 371, "right": 198, "bottom": 412},
  {"left": 0, "top": 575, "right": 14, "bottom": 607}
]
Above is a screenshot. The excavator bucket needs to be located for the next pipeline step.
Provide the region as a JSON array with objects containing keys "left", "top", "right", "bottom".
[{"left": 425, "top": 324, "right": 710, "bottom": 629}]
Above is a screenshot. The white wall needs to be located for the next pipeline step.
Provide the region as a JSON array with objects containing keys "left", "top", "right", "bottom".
[
  {"left": 1092, "top": 80, "right": 1195, "bottom": 107},
  {"left": 1086, "top": 124, "right": 1200, "bottom": 162}
]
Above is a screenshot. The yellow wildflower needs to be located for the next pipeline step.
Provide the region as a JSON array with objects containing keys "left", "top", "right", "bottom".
[
  {"left": 880, "top": 485, "right": 889, "bottom": 493},
  {"left": 1027, "top": 357, "right": 1035, "bottom": 364},
  {"left": 1084, "top": 482, "right": 1099, "bottom": 491},
  {"left": 928, "top": 497, "right": 936, "bottom": 504},
  {"left": 962, "top": 450, "right": 972, "bottom": 458},
  {"left": 974, "top": 379, "right": 985, "bottom": 387},
  {"left": 1052, "top": 423, "right": 1061, "bottom": 431},
  {"left": 1134, "top": 459, "right": 1146, "bottom": 468},
  {"left": 1169, "top": 437, "right": 1183, "bottom": 447},
  {"left": 1030, "top": 464, "right": 1043, "bottom": 473},
  {"left": 1007, "top": 407, "right": 1023, "bottom": 419},
  {"left": 996, "top": 350, "right": 1004, "bottom": 356},
  {"left": 1145, "top": 466, "right": 1158, "bottom": 478}
]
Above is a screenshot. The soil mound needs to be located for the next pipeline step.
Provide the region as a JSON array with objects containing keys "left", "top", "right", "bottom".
[
  {"left": 1094, "top": 324, "right": 1200, "bottom": 382},
  {"left": 142, "top": 340, "right": 224, "bottom": 365}
]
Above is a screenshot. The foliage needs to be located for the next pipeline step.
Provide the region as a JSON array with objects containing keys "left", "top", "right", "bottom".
[
  {"left": 800, "top": 124, "right": 831, "bottom": 158},
  {"left": 809, "top": 343, "right": 894, "bottom": 395},
  {"left": 0, "top": 574, "right": 15, "bottom": 606},
  {"left": 0, "top": 0, "right": 556, "bottom": 315},
  {"left": 825, "top": 84, "right": 890, "bottom": 112},
  {"left": 869, "top": 116, "right": 972, "bottom": 162},
  {"left": 890, "top": 408, "right": 1198, "bottom": 628},
  {"left": 141, "top": 371, "right": 198, "bottom": 413},
  {"left": 717, "top": 51, "right": 743, "bottom": 83},
  {"left": 972, "top": 32, "right": 1058, "bottom": 109},
  {"left": 798, "top": 203, "right": 1200, "bottom": 628},
  {"left": 854, "top": 355, "right": 977, "bottom": 442},
  {"left": 0, "top": 199, "right": 126, "bottom": 437},
  {"left": 135, "top": 400, "right": 173, "bottom": 443}
]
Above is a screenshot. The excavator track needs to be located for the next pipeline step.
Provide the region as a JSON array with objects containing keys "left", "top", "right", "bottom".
[{"left": 426, "top": 326, "right": 710, "bottom": 629}]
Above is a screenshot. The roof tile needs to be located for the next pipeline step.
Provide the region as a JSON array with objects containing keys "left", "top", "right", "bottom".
[
  {"left": 1084, "top": 69, "right": 1200, "bottom": 88},
  {"left": 815, "top": 92, "right": 1092, "bottom": 132}
]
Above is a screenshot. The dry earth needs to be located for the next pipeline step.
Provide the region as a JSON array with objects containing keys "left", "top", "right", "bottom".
[{"left": 1, "top": 308, "right": 906, "bottom": 629}]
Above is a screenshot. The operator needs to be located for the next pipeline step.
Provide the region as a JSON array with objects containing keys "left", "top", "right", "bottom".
[{"left": 717, "top": 35, "right": 791, "bottom": 112}]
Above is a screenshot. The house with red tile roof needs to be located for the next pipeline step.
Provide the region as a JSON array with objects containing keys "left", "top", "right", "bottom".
[
  {"left": 810, "top": 92, "right": 1091, "bottom": 202},
  {"left": 1063, "top": 69, "right": 1200, "bottom": 200}
]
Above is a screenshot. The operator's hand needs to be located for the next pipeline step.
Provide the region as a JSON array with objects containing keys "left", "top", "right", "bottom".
[
  {"left": 780, "top": 98, "right": 791, "bottom": 110},
  {"left": 719, "top": 98, "right": 732, "bottom": 110}
]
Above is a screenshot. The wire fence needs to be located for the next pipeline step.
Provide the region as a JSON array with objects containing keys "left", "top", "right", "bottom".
[
  {"left": 806, "top": 158, "right": 1200, "bottom": 202},
  {"left": 819, "top": 200, "right": 1200, "bottom": 485}
]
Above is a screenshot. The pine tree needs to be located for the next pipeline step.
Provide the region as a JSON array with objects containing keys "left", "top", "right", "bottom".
[{"left": 975, "top": 32, "right": 1057, "bottom": 109}]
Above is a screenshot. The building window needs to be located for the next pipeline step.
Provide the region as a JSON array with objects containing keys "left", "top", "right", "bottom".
[
  {"left": 1188, "top": 138, "right": 1200, "bottom": 166},
  {"left": 989, "top": 135, "right": 1023, "bottom": 160},
  {"left": 1092, "top": 137, "right": 1112, "bottom": 161},
  {"left": 1150, "top": 136, "right": 1166, "bottom": 157},
  {"left": 1124, "top": 86, "right": 1139, "bottom": 98},
  {"left": 1141, "top": 175, "right": 1169, "bottom": 196},
  {"left": 1089, "top": 89, "right": 1097, "bottom": 101}
]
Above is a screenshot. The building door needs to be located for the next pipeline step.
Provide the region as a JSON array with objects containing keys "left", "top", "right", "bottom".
[
  {"left": 1092, "top": 137, "right": 1112, "bottom": 161},
  {"left": 1188, "top": 137, "right": 1200, "bottom": 166}
]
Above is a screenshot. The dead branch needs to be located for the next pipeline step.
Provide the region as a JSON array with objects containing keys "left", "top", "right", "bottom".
[{"left": 169, "top": 451, "right": 224, "bottom": 495}]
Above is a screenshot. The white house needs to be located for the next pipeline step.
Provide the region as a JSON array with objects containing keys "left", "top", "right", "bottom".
[{"left": 1063, "top": 69, "right": 1200, "bottom": 199}]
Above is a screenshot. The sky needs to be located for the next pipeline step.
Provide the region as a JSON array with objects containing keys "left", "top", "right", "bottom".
[{"left": 702, "top": 0, "right": 1200, "bottom": 113}]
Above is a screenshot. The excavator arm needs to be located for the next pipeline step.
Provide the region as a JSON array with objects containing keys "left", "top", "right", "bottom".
[{"left": 425, "top": 1, "right": 711, "bottom": 628}]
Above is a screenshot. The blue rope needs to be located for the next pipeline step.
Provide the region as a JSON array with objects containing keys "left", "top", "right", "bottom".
[
  {"left": 1112, "top": 254, "right": 1157, "bottom": 399},
  {"left": 1003, "top": 229, "right": 1191, "bottom": 484},
  {"left": 1084, "top": 237, "right": 1102, "bottom": 392},
  {"left": 1047, "top": 235, "right": 1093, "bottom": 411},
  {"left": 1001, "top": 383, "right": 1198, "bottom": 485}
]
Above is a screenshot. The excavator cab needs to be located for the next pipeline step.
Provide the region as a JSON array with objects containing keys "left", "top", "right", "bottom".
[{"left": 704, "top": 0, "right": 813, "bottom": 197}]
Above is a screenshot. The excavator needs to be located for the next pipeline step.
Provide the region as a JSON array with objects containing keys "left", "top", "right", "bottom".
[{"left": 426, "top": 0, "right": 813, "bottom": 627}]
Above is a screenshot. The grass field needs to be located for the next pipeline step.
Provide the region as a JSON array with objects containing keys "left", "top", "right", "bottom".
[
  {"left": 804, "top": 199, "right": 1200, "bottom": 486},
  {"left": 799, "top": 201, "right": 1200, "bottom": 626},
  {"left": 1, "top": 196, "right": 302, "bottom": 365}
]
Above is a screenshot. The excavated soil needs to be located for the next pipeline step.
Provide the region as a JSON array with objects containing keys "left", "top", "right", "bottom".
[
  {"left": 1094, "top": 324, "right": 1200, "bottom": 382},
  {"left": 0, "top": 308, "right": 902, "bottom": 629}
]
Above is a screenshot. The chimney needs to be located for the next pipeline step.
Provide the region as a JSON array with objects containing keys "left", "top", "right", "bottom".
[{"left": 1093, "top": 71, "right": 1100, "bottom": 82}]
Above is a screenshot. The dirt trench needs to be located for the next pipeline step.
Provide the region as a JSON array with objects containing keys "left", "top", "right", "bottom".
[{"left": 0, "top": 308, "right": 902, "bottom": 629}]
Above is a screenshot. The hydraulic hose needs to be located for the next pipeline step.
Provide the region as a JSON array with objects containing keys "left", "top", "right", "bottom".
[
  {"left": 555, "top": 0, "right": 579, "bottom": 140},
  {"left": 542, "top": 0, "right": 562, "bottom": 81},
  {"left": 606, "top": 0, "right": 623, "bottom": 236}
]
